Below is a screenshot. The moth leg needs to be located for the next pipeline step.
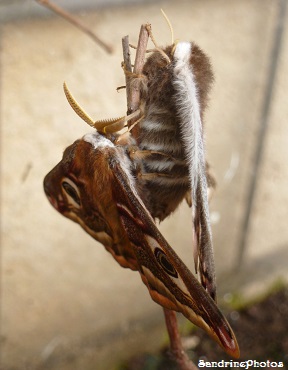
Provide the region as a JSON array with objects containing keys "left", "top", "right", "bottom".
[
  {"left": 128, "top": 42, "right": 163, "bottom": 55},
  {"left": 129, "top": 148, "right": 181, "bottom": 163},
  {"left": 113, "top": 111, "right": 143, "bottom": 145},
  {"left": 145, "top": 24, "right": 171, "bottom": 64},
  {"left": 115, "top": 115, "right": 144, "bottom": 144},
  {"left": 129, "top": 10, "right": 174, "bottom": 56},
  {"left": 128, "top": 43, "right": 137, "bottom": 50},
  {"left": 206, "top": 163, "right": 217, "bottom": 201},
  {"left": 129, "top": 149, "right": 185, "bottom": 181},
  {"left": 121, "top": 63, "right": 148, "bottom": 97},
  {"left": 185, "top": 191, "right": 192, "bottom": 207},
  {"left": 139, "top": 172, "right": 174, "bottom": 181},
  {"left": 185, "top": 162, "right": 216, "bottom": 207},
  {"left": 128, "top": 43, "right": 158, "bottom": 54},
  {"left": 122, "top": 62, "right": 146, "bottom": 80},
  {"left": 127, "top": 115, "right": 145, "bottom": 132},
  {"left": 116, "top": 85, "right": 126, "bottom": 92},
  {"left": 129, "top": 149, "right": 163, "bottom": 160}
]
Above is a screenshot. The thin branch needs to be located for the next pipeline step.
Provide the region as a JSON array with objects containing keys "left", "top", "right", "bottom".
[
  {"left": 132, "top": 24, "right": 150, "bottom": 75},
  {"left": 121, "top": 24, "right": 149, "bottom": 140},
  {"left": 164, "top": 309, "right": 199, "bottom": 370},
  {"left": 122, "top": 24, "right": 149, "bottom": 120},
  {"left": 122, "top": 35, "right": 133, "bottom": 113},
  {"left": 36, "top": 0, "right": 113, "bottom": 54}
]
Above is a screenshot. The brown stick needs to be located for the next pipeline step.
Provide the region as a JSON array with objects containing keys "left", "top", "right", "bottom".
[
  {"left": 122, "top": 24, "right": 149, "bottom": 117},
  {"left": 163, "top": 309, "right": 199, "bottom": 370},
  {"left": 121, "top": 24, "right": 149, "bottom": 140},
  {"left": 122, "top": 35, "right": 133, "bottom": 112},
  {"left": 36, "top": 0, "right": 113, "bottom": 54}
]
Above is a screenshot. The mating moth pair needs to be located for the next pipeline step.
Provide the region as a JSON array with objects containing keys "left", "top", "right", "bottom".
[{"left": 44, "top": 29, "right": 239, "bottom": 358}]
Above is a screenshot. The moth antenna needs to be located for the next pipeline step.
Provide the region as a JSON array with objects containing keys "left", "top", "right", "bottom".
[
  {"left": 64, "top": 82, "right": 130, "bottom": 133},
  {"left": 145, "top": 23, "right": 158, "bottom": 49},
  {"left": 63, "top": 82, "right": 95, "bottom": 127},
  {"left": 95, "top": 117, "right": 127, "bottom": 133},
  {"left": 160, "top": 9, "right": 174, "bottom": 45},
  {"left": 103, "top": 109, "right": 141, "bottom": 135}
]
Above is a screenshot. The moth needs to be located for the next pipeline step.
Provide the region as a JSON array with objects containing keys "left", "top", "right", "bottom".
[
  {"left": 62, "top": 39, "right": 217, "bottom": 300},
  {"left": 44, "top": 38, "right": 240, "bottom": 357}
]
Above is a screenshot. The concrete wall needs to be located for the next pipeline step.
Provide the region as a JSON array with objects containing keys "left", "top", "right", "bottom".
[{"left": 1, "top": 0, "right": 287, "bottom": 369}]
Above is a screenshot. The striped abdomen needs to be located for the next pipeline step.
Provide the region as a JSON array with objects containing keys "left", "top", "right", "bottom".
[
  {"left": 136, "top": 103, "right": 190, "bottom": 221},
  {"left": 134, "top": 42, "right": 213, "bottom": 221}
]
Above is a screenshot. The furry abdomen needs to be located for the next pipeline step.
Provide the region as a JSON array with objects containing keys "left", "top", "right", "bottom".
[
  {"left": 134, "top": 42, "right": 214, "bottom": 221},
  {"left": 137, "top": 110, "right": 190, "bottom": 220}
]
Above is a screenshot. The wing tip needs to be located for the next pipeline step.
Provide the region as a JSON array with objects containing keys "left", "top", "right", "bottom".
[{"left": 217, "top": 323, "right": 240, "bottom": 358}]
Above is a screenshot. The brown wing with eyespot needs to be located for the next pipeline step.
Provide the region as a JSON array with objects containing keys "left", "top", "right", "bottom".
[
  {"left": 43, "top": 139, "right": 138, "bottom": 270},
  {"left": 107, "top": 150, "right": 239, "bottom": 358},
  {"left": 44, "top": 137, "right": 239, "bottom": 358}
]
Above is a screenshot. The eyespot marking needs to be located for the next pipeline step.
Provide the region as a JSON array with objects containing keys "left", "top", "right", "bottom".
[
  {"left": 61, "top": 178, "right": 81, "bottom": 207},
  {"left": 154, "top": 247, "right": 178, "bottom": 278}
]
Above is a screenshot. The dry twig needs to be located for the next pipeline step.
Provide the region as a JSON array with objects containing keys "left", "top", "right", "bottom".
[
  {"left": 36, "top": 0, "right": 113, "bottom": 54},
  {"left": 122, "top": 24, "right": 149, "bottom": 116},
  {"left": 164, "top": 309, "right": 199, "bottom": 370}
]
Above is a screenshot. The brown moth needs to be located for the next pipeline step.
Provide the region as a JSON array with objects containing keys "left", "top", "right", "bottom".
[
  {"left": 44, "top": 35, "right": 240, "bottom": 357},
  {"left": 44, "top": 131, "right": 239, "bottom": 358}
]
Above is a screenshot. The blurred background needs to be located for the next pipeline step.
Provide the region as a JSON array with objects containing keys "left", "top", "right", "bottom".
[{"left": 1, "top": 0, "right": 287, "bottom": 369}]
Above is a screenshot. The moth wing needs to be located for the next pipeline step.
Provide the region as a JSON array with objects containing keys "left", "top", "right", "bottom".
[
  {"left": 173, "top": 41, "right": 217, "bottom": 300},
  {"left": 108, "top": 151, "right": 239, "bottom": 358}
]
